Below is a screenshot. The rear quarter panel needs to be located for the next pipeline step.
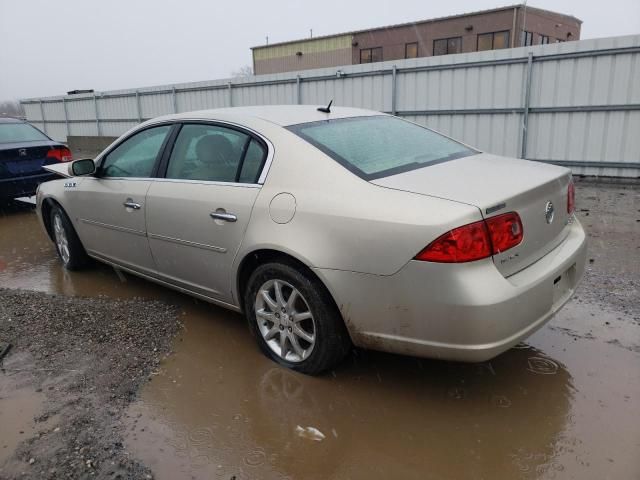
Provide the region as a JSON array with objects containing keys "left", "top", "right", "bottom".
[{"left": 232, "top": 125, "right": 482, "bottom": 299}]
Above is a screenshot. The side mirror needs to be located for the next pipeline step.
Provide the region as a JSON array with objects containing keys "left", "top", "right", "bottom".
[{"left": 69, "top": 158, "right": 96, "bottom": 177}]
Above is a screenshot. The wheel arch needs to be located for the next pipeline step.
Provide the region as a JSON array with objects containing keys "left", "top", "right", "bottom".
[
  {"left": 40, "top": 196, "right": 63, "bottom": 241},
  {"left": 235, "top": 248, "right": 343, "bottom": 321}
]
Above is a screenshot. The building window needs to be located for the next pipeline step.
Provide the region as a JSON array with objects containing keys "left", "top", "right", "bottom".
[
  {"left": 433, "top": 37, "right": 462, "bottom": 56},
  {"left": 360, "top": 47, "right": 383, "bottom": 63},
  {"left": 540, "top": 35, "right": 550, "bottom": 44},
  {"left": 522, "top": 31, "right": 533, "bottom": 46},
  {"left": 405, "top": 42, "right": 418, "bottom": 59},
  {"left": 477, "top": 31, "right": 510, "bottom": 51}
]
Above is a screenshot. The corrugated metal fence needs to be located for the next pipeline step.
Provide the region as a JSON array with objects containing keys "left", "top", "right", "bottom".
[{"left": 21, "top": 34, "right": 640, "bottom": 177}]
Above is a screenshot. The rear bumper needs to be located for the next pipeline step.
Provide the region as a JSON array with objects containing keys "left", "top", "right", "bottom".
[
  {"left": 317, "top": 219, "right": 587, "bottom": 362},
  {"left": 0, "top": 172, "right": 57, "bottom": 199}
]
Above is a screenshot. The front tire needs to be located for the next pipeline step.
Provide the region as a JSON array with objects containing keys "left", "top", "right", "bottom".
[
  {"left": 245, "top": 262, "right": 351, "bottom": 375},
  {"left": 50, "top": 205, "right": 90, "bottom": 270}
]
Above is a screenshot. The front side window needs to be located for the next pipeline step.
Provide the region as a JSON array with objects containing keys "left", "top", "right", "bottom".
[
  {"left": 0, "top": 122, "right": 49, "bottom": 143},
  {"left": 288, "top": 116, "right": 476, "bottom": 180},
  {"left": 477, "top": 31, "right": 510, "bottom": 51},
  {"left": 433, "top": 37, "right": 462, "bottom": 56},
  {"left": 100, "top": 125, "right": 171, "bottom": 178},
  {"left": 165, "top": 124, "right": 266, "bottom": 183}
]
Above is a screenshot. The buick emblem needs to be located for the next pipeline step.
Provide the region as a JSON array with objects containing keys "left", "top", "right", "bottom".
[
  {"left": 18, "top": 148, "right": 27, "bottom": 157},
  {"left": 545, "top": 201, "right": 555, "bottom": 224}
]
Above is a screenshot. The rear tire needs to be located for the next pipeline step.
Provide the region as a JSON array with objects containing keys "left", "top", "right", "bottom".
[
  {"left": 50, "top": 205, "right": 90, "bottom": 270},
  {"left": 244, "top": 261, "right": 351, "bottom": 375}
]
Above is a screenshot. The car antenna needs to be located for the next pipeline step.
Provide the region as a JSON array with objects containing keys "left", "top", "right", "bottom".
[{"left": 317, "top": 100, "right": 333, "bottom": 113}]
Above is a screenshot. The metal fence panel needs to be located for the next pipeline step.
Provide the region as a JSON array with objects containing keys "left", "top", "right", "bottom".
[
  {"left": 43, "top": 122, "right": 68, "bottom": 141},
  {"left": 97, "top": 95, "right": 138, "bottom": 120},
  {"left": 140, "top": 93, "right": 174, "bottom": 118},
  {"left": 20, "top": 34, "right": 640, "bottom": 177},
  {"left": 178, "top": 88, "right": 229, "bottom": 112},
  {"left": 66, "top": 98, "right": 97, "bottom": 121}
]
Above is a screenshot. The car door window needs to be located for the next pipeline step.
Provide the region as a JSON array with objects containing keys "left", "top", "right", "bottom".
[
  {"left": 100, "top": 125, "right": 171, "bottom": 178},
  {"left": 238, "top": 139, "right": 267, "bottom": 183},
  {"left": 166, "top": 124, "right": 266, "bottom": 183}
]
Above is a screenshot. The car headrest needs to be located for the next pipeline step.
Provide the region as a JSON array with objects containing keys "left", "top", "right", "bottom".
[{"left": 195, "top": 134, "right": 234, "bottom": 164}]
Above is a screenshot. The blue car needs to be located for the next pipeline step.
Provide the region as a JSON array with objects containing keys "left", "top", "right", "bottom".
[{"left": 0, "top": 117, "right": 72, "bottom": 200}]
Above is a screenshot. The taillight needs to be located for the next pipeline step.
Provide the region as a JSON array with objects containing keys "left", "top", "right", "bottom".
[
  {"left": 47, "top": 146, "right": 73, "bottom": 163},
  {"left": 567, "top": 180, "right": 575, "bottom": 215},
  {"left": 415, "top": 212, "right": 523, "bottom": 263},
  {"left": 486, "top": 212, "right": 523, "bottom": 254},
  {"left": 415, "top": 220, "right": 492, "bottom": 263}
]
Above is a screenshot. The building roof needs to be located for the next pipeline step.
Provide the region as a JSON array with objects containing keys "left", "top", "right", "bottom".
[{"left": 251, "top": 4, "right": 582, "bottom": 50}]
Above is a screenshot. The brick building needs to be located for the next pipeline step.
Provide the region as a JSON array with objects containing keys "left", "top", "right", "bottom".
[{"left": 252, "top": 5, "right": 581, "bottom": 74}]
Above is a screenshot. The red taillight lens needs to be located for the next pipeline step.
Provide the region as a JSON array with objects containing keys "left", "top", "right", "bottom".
[
  {"left": 415, "top": 220, "right": 492, "bottom": 263},
  {"left": 567, "top": 180, "right": 575, "bottom": 215},
  {"left": 415, "top": 212, "right": 523, "bottom": 263},
  {"left": 47, "top": 146, "right": 73, "bottom": 163},
  {"left": 485, "top": 212, "right": 523, "bottom": 254}
]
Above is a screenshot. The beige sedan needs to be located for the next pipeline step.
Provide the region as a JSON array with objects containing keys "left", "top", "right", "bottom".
[{"left": 36, "top": 106, "right": 586, "bottom": 374}]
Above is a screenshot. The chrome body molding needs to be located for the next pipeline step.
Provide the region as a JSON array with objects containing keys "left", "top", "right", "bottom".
[
  {"left": 147, "top": 232, "right": 227, "bottom": 253},
  {"left": 80, "top": 218, "right": 146, "bottom": 237}
]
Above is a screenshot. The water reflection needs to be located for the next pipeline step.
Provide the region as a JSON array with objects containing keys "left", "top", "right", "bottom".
[{"left": 124, "top": 304, "right": 575, "bottom": 480}]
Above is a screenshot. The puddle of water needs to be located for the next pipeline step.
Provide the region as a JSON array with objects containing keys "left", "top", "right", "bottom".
[
  {"left": 0, "top": 351, "right": 45, "bottom": 464},
  {"left": 120, "top": 305, "right": 639, "bottom": 480},
  {"left": 1, "top": 199, "right": 639, "bottom": 479}
]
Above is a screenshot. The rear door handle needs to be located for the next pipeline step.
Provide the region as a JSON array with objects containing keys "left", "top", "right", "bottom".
[
  {"left": 123, "top": 200, "right": 141, "bottom": 210},
  {"left": 210, "top": 212, "right": 237, "bottom": 222}
]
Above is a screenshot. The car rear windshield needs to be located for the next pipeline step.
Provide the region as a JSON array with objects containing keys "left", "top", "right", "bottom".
[
  {"left": 0, "top": 122, "right": 49, "bottom": 144},
  {"left": 287, "top": 115, "right": 476, "bottom": 180}
]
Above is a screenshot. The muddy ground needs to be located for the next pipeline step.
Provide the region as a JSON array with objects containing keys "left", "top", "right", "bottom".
[
  {"left": 0, "top": 291, "right": 181, "bottom": 479},
  {"left": 0, "top": 180, "right": 639, "bottom": 480}
]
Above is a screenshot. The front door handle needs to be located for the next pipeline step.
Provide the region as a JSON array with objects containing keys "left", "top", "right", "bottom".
[
  {"left": 123, "top": 199, "right": 141, "bottom": 210},
  {"left": 210, "top": 211, "right": 237, "bottom": 222}
]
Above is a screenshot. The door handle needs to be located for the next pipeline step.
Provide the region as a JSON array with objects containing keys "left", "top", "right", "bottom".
[
  {"left": 210, "top": 211, "right": 237, "bottom": 222},
  {"left": 123, "top": 200, "right": 141, "bottom": 210}
]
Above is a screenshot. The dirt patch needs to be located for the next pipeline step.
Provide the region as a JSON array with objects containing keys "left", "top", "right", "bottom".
[{"left": 0, "top": 289, "right": 182, "bottom": 479}]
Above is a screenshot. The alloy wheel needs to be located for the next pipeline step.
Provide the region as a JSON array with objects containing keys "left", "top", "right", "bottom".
[
  {"left": 53, "top": 213, "right": 70, "bottom": 264},
  {"left": 255, "top": 279, "right": 316, "bottom": 363}
]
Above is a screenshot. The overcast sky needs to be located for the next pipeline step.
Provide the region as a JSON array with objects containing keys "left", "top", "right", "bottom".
[{"left": 1, "top": 0, "right": 638, "bottom": 100}]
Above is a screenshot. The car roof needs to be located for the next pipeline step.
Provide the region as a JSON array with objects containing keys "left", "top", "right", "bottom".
[
  {"left": 151, "top": 105, "right": 384, "bottom": 127},
  {"left": 0, "top": 117, "right": 25, "bottom": 124}
]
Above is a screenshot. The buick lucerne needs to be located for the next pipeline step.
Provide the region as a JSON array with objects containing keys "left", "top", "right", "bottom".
[{"left": 36, "top": 106, "right": 586, "bottom": 374}]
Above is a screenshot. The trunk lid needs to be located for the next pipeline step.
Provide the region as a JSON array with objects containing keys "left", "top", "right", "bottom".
[
  {"left": 0, "top": 141, "right": 60, "bottom": 179},
  {"left": 372, "top": 153, "right": 573, "bottom": 277}
]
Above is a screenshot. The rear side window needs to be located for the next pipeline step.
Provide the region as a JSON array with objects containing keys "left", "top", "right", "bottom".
[
  {"left": 287, "top": 116, "right": 476, "bottom": 180},
  {"left": 239, "top": 139, "right": 266, "bottom": 183},
  {"left": 166, "top": 124, "right": 266, "bottom": 183},
  {"left": 0, "top": 123, "right": 49, "bottom": 143}
]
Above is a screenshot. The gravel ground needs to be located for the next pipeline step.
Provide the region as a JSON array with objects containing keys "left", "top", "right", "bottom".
[
  {"left": 573, "top": 181, "right": 640, "bottom": 325},
  {"left": 0, "top": 290, "right": 182, "bottom": 479}
]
